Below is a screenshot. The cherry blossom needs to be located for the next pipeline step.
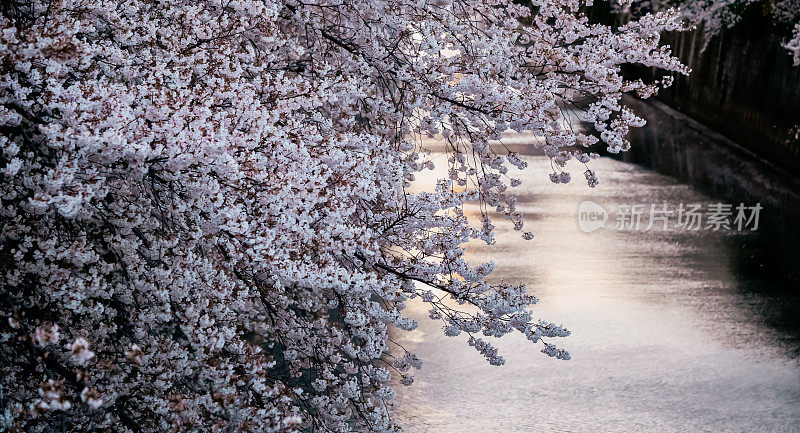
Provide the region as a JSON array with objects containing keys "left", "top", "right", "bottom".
[
  {"left": 786, "top": 23, "right": 800, "bottom": 66},
  {"left": 0, "top": 0, "right": 687, "bottom": 431}
]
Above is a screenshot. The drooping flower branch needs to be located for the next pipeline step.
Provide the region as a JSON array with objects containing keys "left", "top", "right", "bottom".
[{"left": 0, "top": 0, "right": 687, "bottom": 431}]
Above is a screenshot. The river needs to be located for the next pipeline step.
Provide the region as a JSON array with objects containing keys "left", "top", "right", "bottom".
[{"left": 390, "top": 152, "right": 800, "bottom": 432}]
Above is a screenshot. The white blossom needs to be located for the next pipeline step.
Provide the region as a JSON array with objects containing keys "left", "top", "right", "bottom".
[
  {"left": 32, "top": 325, "right": 59, "bottom": 347},
  {"left": 785, "top": 23, "right": 800, "bottom": 66},
  {"left": 80, "top": 388, "right": 103, "bottom": 409},
  {"left": 68, "top": 338, "right": 94, "bottom": 365},
  {"left": 0, "top": 1, "right": 688, "bottom": 431}
]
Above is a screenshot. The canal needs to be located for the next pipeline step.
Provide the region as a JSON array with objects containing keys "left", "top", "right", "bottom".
[{"left": 391, "top": 152, "right": 800, "bottom": 432}]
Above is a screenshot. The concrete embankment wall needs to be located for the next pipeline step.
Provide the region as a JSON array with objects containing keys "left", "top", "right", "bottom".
[
  {"left": 656, "top": 26, "right": 800, "bottom": 173},
  {"left": 622, "top": 2, "right": 800, "bottom": 174},
  {"left": 614, "top": 2, "right": 800, "bottom": 283},
  {"left": 623, "top": 96, "right": 800, "bottom": 284}
]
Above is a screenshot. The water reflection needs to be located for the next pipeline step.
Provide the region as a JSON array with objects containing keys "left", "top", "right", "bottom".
[{"left": 391, "top": 155, "right": 800, "bottom": 432}]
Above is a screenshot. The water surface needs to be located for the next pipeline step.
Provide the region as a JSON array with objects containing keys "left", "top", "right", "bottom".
[{"left": 391, "top": 154, "right": 800, "bottom": 432}]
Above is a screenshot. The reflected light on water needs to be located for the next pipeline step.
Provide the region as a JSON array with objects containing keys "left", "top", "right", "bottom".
[{"left": 391, "top": 150, "right": 800, "bottom": 432}]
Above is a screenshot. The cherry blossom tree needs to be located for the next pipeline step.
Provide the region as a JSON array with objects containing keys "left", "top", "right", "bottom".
[
  {"left": 614, "top": 0, "right": 800, "bottom": 63},
  {"left": 0, "top": 0, "right": 688, "bottom": 431}
]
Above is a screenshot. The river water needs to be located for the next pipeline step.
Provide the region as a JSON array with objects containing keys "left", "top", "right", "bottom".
[{"left": 391, "top": 153, "right": 800, "bottom": 432}]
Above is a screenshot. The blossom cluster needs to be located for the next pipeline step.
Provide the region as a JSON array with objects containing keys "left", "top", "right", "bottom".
[
  {"left": 1, "top": 0, "right": 686, "bottom": 431},
  {"left": 786, "top": 23, "right": 800, "bottom": 66}
]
